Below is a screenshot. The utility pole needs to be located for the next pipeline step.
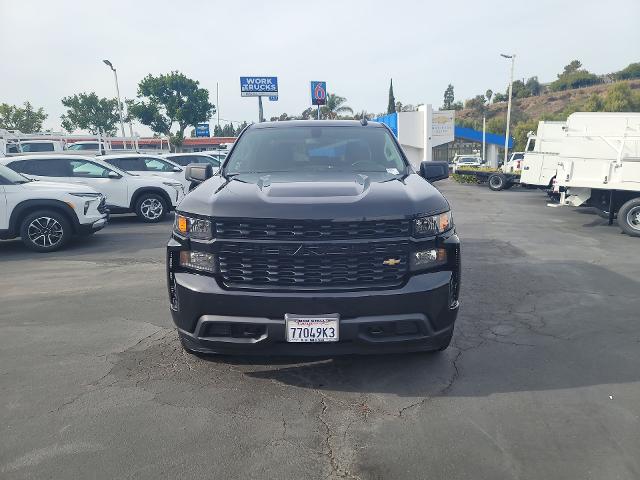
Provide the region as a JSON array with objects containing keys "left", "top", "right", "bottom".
[
  {"left": 216, "top": 82, "right": 220, "bottom": 131},
  {"left": 482, "top": 116, "right": 486, "bottom": 164},
  {"left": 102, "top": 59, "right": 126, "bottom": 143},
  {"left": 501, "top": 53, "right": 516, "bottom": 169}
]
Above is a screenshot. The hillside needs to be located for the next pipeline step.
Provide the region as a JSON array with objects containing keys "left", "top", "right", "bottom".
[{"left": 456, "top": 79, "right": 640, "bottom": 123}]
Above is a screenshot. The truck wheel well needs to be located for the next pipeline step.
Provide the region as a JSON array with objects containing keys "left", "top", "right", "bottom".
[
  {"left": 130, "top": 188, "right": 172, "bottom": 210},
  {"left": 10, "top": 201, "right": 78, "bottom": 236}
]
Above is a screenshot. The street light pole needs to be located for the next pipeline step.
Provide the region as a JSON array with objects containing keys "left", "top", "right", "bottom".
[
  {"left": 103, "top": 59, "right": 126, "bottom": 142},
  {"left": 501, "top": 53, "right": 515, "bottom": 169}
]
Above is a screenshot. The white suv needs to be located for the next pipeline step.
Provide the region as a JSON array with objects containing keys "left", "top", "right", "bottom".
[
  {"left": 1, "top": 155, "right": 184, "bottom": 223},
  {"left": 100, "top": 154, "right": 191, "bottom": 192},
  {"left": 0, "top": 164, "right": 107, "bottom": 252}
]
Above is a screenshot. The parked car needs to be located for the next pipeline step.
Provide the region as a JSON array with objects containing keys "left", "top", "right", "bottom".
[
  {"left": 452, "top": 155, "right": 483, "bottom": 172},
  {"left": 100, "top": 153, "right": 190, "bottom": 192},
  {"left": 164, "top": 152, "right": 225, "bottom": 169},
  {"left": 0, "top": 163, "right": 107, "bottom": 251},
  {"left": 169, "top": 120, "right": 460, "bottom": 355},
  {"left": 1, "top": 155, "right": 184, "bottom": 223}
]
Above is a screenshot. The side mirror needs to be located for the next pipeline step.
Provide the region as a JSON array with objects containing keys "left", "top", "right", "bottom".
[
  {"left": 107, "top": 171, "right": 122, "bottom": 179},
  {"left": 172, "top": 166, "right": 182, "bottom": 172},
  {"left": 185, "top": 163, "right": 213, "bottom": 183},
  {"left": 420, "top": 161, "right": 449, "bottom": 182}
]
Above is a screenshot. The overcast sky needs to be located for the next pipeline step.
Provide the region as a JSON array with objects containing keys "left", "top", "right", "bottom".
[{"left": 1, "top": 0, "right": 639, "bottom": 135}]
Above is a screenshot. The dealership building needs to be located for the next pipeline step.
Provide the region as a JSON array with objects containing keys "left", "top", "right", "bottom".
[{"left": 373, "top": 106, "right": 513, "bottom": 167}]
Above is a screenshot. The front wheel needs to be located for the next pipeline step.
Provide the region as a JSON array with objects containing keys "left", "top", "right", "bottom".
[
  {"left": 618, "top": 198, "right": 640, "bottom": 237},
  {"left": 20, "top": 210, "right": 72, "bottom": 252},
  {"left": 488, "top": 173, "right": 507, "bottom": 191},
  {"left": 135, "top": 193, "right": 167, "bottom": 223}
]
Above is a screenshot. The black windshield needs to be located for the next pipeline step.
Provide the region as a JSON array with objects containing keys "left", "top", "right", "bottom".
[{"left": 225, "top": 126, "right": 406, "bottom": 175}]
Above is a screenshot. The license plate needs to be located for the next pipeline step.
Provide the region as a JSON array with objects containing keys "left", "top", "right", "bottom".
[{"left": 285, "top": 314, "right": 339, "bottom": 343}]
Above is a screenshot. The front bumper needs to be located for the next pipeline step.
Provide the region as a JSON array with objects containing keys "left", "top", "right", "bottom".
[{"left": 168, "top": 255, "right": 460, "bottom": 355}]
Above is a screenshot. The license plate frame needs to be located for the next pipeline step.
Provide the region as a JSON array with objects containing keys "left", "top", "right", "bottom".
[{"left": 285, "top": 314, "right": 340, "bottom": 343}]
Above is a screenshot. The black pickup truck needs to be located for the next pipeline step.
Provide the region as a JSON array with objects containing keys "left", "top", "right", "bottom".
[{"left": 167, "top": 120, "right": 460, "bottom": 355}]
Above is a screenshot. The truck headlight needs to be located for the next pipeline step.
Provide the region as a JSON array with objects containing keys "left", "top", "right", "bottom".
[
  {"left": 410, "top": 248, "right": 447, "bottom": 271},
  {"left": 179, "top": 250, "right": 216, "bottom": 273},
  {"left": 413, "top": 211, "right": 452, "bottom": 237},
  {"left": 174, "top": 214, "right": 213, "bottom": 240}
]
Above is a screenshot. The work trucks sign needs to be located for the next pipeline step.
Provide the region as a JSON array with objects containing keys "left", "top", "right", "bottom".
[{"left": 240, "top": 77, "right": 278, "bottom": 97}]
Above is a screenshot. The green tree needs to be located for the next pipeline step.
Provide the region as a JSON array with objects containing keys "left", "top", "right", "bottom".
[
  {"left": 525, "top": 76, "right": 542, "bottom": 96},
  {"left": 60, "top": 92, "right": 120, "bottom": 135},
  {"left": 464, "top": 95, "right": 487, "bottom": 115},
  {"left": 443, "top": 84, "right": 455, "bottom": 109},
  {"left": 563, "top": 60, "right": 582, "bottom": 74},
  {"left": 0, "top": 102, "right": 48, "bottom": 132},
  {"left": 221, "top": 123, "right": 235, "bottom": 136},
  {"left": 551, "top": 60, "right": 600, "bottom": 91},
  {"left": 320, "top": 94, "right": 353, "bottom": 119},
  {"left": 511, "top": 80, "right": 530, "bottom": 99},
  {"left": 270, "top": 112, "right": 292, "bottom": 121},
  {"left": 485, "top": 89, "right": 493, "bottom": 103},
  {"left": 387, "top": 79, "right": 396, "bottom": 114},
  {"left": 493, "top": 92, "right": 508, "bottom": 103},
  {"left": 512, "top": 119, "right": 538, "bottom": 151},
  {"left": 127, "top": 71, "right": 215, "bottom": 146},
  {"left": 451, "top": 101, "right": 463, "bottom": 111},
  {"left": 615, "top": 62, "right": 640, "bottom": 80},
  {"left": 603, "top": 83, "right": 640, "bottom": 112}
]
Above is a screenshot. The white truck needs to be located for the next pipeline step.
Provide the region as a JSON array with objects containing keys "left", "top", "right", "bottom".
[
  {"left": 457, "top": 121, "right": 565, "bottom": 191},
  {"left": 555, "top": 112, "right": 640, "bottom": 237}
]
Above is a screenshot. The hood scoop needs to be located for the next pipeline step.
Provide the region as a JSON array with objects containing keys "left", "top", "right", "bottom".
[{"left": 264, "top": 177, "right": 369, "bottom": 198}]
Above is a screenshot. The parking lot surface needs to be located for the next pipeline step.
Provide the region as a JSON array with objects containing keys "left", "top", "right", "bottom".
[{"left": 1, "top": 180, "right": 639, "bottom": 479}]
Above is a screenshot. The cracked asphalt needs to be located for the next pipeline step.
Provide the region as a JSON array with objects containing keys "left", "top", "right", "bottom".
[{"left": 1, "top": 180, "right": 639, "bottom": 479}]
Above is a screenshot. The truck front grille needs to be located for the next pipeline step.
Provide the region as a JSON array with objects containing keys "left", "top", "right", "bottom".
[
  {"left": 214, "top": 218, "right": 411, "bottom": 240},
  {"left": 218, "top": 241, "right": 410, "bottom": 289}
]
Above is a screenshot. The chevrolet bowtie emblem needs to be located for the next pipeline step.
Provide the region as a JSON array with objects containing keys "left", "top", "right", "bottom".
[{"left": 383, "top": 258, "right": 401, "bottom": 266}]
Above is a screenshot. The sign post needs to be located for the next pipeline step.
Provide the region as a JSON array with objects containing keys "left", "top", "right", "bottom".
[
  {"left": 311, "top": 81, "right": 327, "bottom": 120},
  {"left": 240, "top": 76, "right": 278, "bottom": 123}
]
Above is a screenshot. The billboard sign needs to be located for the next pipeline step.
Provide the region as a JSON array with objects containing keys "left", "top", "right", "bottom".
[
  {"left": 431, "top": 110, "right": 455, "bottom": 147},
  {"left": 195, "top": 123, "right": 210, "bottom": 137},
  {"left": 240, "top": 76, "right": 278, "bottom": 97},
  {"left": 311, "top": 81, "right": 327, "bottom": 106}
]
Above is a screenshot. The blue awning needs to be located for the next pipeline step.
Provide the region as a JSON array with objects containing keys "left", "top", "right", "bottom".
[
  {"left": 455, "top": 126, "right": 513, "bottom": 148},
  {"left": 371, "top": 113, "right": 513, "bottom": 148}
]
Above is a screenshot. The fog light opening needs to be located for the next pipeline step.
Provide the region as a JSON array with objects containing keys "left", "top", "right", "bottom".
[
  {"left": 179, "top": 250, "right": 216, "bottom": 273},
  {"left": 410, "top": 248, "right": 447, "bottom": 270}
]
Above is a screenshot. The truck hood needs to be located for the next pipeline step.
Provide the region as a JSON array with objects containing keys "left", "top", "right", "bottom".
[
  {"left": 179, "top": 171, "right": 450, "bottom": 220},
  {"left": 20, "top": 180, "right": 100, "bottom": 195}
]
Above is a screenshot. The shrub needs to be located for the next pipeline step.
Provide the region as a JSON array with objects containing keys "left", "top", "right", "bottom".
[{"left": 615, "top": 62, "right": 640, "bottom": 80}]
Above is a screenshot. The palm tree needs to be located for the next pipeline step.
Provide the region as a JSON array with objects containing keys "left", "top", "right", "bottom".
[{"left": 321, "top": 94, "right": 353, "bottom": 119}]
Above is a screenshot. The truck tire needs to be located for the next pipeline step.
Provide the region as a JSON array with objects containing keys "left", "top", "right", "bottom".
[
  {"left": 618, "top": 198, "right": 640, "bottom": 237},
  {"left": 135, "top": 193, "right": 167, "bottom": 223},
  {"left": 488, "top": 173, "right": 507, "bottom": 191},
  {"left": 19, "top": 209, "right": 72, "bottom": 252}
]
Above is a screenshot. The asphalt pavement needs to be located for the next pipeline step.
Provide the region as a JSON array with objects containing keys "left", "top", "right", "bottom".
[{"left": 1, "top": 179, "right": 639, "bottom": 479}]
